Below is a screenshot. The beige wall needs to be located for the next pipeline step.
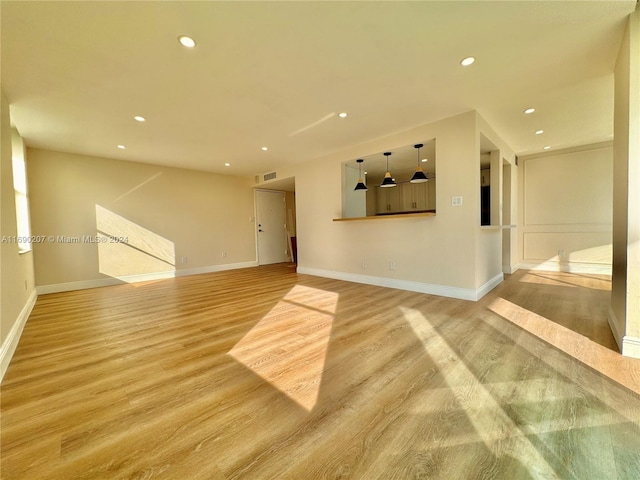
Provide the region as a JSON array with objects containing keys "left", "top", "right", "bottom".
[
  {"left": 518, "top": 143, "right": 613, "bottom": 272},
  {"left": 28, "top": 149, "right": 257, "bottom": 289},
  {"left": 1, "top": 91, "right": 36, "bottom": 376},
  {"left": 612, "top": 8, "right": 640, "bottom": 357},
  {"left": 257, "top": 111, "right": 511, "bottom": 298}
]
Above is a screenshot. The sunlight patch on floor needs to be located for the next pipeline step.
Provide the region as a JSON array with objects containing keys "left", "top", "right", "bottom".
[
  {"left": 487, "top": 297, "right": 640, "bottom": 395},
  {"left": 401, "top": 306, "right": 558, "bottom": 478},
  {"left": 228, "top": 285, "right": 338, "bottom": 411},
  {"left": 519, "top": 271, "right": 611, "bottom": 291}
]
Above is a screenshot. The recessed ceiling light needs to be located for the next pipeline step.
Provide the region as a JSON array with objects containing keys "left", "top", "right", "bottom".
[
  {"left": 117, "top": 145, "right": 126, "bottom": 150},
  {"left": 261, "top": 146, "right": 268, "bottom": 151},
  {"left": 460, "top": 56, "right": 475, "bottom": 66},
  {"left": 178, "top": 35, "right": 196, "bottom": 48},
  {"left": 543, "top": 145, "right": 551, "bottom": 150},
  {"left": 338, "top": 112, "right": 348, "bottom": 118},
  {"left": 535, "top": 129, "right": 544, "bottom": 135},
  {"left": 524, "top": 108, "right": 536, "bottom": 114},
  {"left": 224, "top": 163, "right": 230, "bottom": 167},
  {"left": 134, "top": 116, "right": 146, "bottom": 122}
]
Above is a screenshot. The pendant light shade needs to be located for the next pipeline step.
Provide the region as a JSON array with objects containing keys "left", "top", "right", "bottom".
[
  {"left": 354, "top": 159, "right": 368, "bottom": 191},
  {"left": 380, "top": 152, "right": 396, "bottom": 188},
  {"left": 410, "top": 143, "right": 428, "bottom": 183}
]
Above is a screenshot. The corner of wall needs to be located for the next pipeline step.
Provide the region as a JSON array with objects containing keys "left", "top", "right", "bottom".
[{"left": 0, "top": 289, "right": 37, "bottom": 382}]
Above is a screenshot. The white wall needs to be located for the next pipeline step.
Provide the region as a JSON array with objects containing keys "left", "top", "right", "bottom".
[
  {"left": 1, "top": 91, "right": 37, "bottom": 380},
  {"left": 258, "top": 111, "right": 513, "bottom": 300},
  {"left": 476, "top": 114, "right": 517, "bottom": 285},
  {"left": 518, "top": 143, "right": 613, "bottom": 274},
  {"left": 27, "top": 149, "right": 257, "bottom": 291},
  {"left": 612, "top": 8, "right": 640, "bottom": 357}
]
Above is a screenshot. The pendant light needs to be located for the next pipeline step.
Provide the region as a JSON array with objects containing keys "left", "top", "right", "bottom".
[
  {"left": 410, "top": 143, "right": 428, "bottom": 183},
  {"left": 380, "top": 152, "right": 396, "bottom": 187},
  {"left": 354, "top": 159, "right": 368, "bottom": 191}
]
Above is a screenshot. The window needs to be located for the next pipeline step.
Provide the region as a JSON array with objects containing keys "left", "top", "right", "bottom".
[{"left": 11, "top": 128, "right": 32, "bottom": 254}]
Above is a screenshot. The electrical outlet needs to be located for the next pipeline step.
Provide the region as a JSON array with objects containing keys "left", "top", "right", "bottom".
[
  {"left": 389, "top": 261, "right": 396, "bottom": 271},
  {"left": 361, "top": 259, "right": 367, "bottom": 270},
  {"left": 558, "top": 250, "right": 565, "bottom": 258},
  {"left": 181, "top": 256, "right": 188, "bottom": 264},
  {"left": 221, "top": 251, "right": 227, "bottom": 258}
]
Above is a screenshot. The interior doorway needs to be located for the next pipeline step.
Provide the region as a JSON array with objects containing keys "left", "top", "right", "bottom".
[
  {"left": 255, "top": 177, "right": 296, "bottom": 266},
  {"left": 256, "top": 189, "right": 288, "bottom": 265}
]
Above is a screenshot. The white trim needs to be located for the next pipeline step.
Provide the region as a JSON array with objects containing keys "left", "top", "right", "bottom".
[
  {"left": 37, "top": 261, "right": 258, "bottom": 295},
  {"left": 518, "top": 261, "right": 612, "bottom": 275},
  {"left": 296, "top": 267, "right": 503, "bottom": 301},
  {"left": 503, "top": 265, "right": 520, "bottom": 274},
  {"left": 519, "top": 141, "right": 613, "bottom": 161},
  {"left": 622, "top": 336, "right": 640, "bottom": 359},
  {"left": 38, "top": 277, "right": 125, "bottom": 295},
  {"left": 608, "top": 307, "right": 623, "bottom": 351},
  {"left": 475, "top": 273, "right": 504, "bottom": 300},
  {"left": 1, "top": 289, "right": 37, "bottom": 382},
  {"left": 589, "top": 298, "right": 639, "bottom": 361},
  {"left": 176, "top": 261, "right": 258, "bottom": 277}
]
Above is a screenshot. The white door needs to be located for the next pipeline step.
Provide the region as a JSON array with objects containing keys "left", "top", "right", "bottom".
[{"left": 256, "top": 190, "right": 288, "bottom": 265}]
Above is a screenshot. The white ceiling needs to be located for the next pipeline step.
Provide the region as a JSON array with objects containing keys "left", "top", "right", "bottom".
[{"left": 1, "top": 1, "right": 636, "bottom": 178}]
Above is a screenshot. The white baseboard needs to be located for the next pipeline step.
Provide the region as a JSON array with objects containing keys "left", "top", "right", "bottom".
[
  {"left": 518, "top": 261, "right": 612, "bottom": 275},
  {"left": 37, "top": 276, "right": 129, "bottom": 294},
  {"left": 622, "top": 336, "right": 640, "bottom": 359},
  {"left": 476, "top": 273, "right": 504, "bottom": 300},
  {"left": 37, "top": 261, "right": 259, "bottom": 295},
  {"left": 296, "top": 267, "right": 503, "bottom": 301},
  {"left": 503, "top": 265, "right": 519, "bottom": 274},
  {"left": 1, "top": 289, "right": 37, "bottom": 382},
  {"left": 606, "top": 307, "right": 640, "bottom": 359},
  {"left": 176, "top": 261, "right": 258, "bottom": 278},
  {"left": 608, "top": 307, "right": 623, "bottom": 352}
]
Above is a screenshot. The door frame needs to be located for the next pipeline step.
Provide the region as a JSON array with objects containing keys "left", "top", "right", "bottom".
[{"left": 254, "top": 188, "right": 288, "bottom": 265}]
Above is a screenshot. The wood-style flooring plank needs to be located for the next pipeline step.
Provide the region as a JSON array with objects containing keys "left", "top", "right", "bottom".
[{"left": 2, "top": 265, "right": 640, "bottom": 479}]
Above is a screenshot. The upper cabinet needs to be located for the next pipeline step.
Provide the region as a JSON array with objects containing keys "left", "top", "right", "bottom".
[
  {"left": 376, "top": 179, "right": 436, "bottom": 214},
  {"left": 376, "top": 185, "right": 402, "bottom": 214}
]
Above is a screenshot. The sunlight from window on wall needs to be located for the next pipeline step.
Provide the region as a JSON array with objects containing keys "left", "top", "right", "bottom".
[
  {"left": 11, "top": 129, "right": 31, "bottom": 254},
  {"left": 95, "top": 204, "right": 175, "bottom": 281},
  {"left": 524, "top": 241, "right": 612, "bottom": 273},
  {"left": 228, "top": 285, "right": 338, "bottom": 411},
  {"left": 565, "top": 244, "right": 612, "bottom": 264}
]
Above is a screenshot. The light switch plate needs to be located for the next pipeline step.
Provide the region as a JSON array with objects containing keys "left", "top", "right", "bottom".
[{"left": 452, "top": 196, "right": 463, "bottom": 206}]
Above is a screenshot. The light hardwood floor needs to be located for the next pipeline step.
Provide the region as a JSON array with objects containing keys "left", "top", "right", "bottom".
[{"left": 2, "top": 265, "right": 640, "bottom": 479}]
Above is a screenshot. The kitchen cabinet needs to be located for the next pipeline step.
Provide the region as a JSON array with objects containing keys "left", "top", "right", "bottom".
[
  {"left": 376, "top": 179, "right": 436, "bottom": 214},
  {"left": 376, "top": 186, "right": 402, "bottom": 214},
  {"left": 402, "top": 182, "right": 428, "bottom": 211}
]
